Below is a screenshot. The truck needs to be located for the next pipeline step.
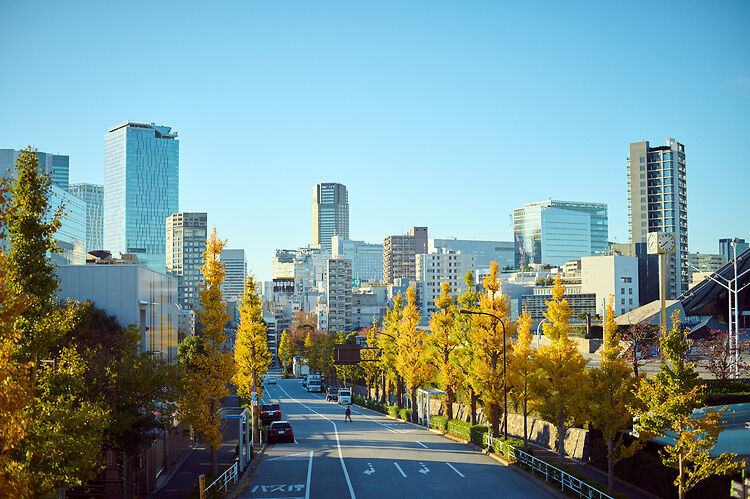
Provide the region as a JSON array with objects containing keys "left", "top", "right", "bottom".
[{"left": 306, "top": 374, "right": 322, "bottom": 392}]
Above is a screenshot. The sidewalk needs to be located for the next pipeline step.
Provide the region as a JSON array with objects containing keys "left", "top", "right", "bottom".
[{"left": 150, "top": 395, "right": 242, "bottom": 499}]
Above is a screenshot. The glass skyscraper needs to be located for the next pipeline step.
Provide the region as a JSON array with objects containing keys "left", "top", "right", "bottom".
[
  {"left": 69, "top": 183, "right": 103, "bottom": 252},
  {"left": 0, "top": 148, "right": 69, "bottom": 191},
  {"left": 104, "top": 122, "right": 178, "bottom": 273},
  {"left": 513, "top": 200, "right": 608, "bottom": 267}
]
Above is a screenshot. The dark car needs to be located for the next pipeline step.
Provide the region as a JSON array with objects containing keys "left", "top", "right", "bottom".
[
  {"left": 268, "top": 421, "right": 294, "bottom": 444},
  {"left": 260, "top": 403, "right": 281, "bottom": 424},
  {"left": 325, "top": 387, "right": 338, "bottom": 402}
]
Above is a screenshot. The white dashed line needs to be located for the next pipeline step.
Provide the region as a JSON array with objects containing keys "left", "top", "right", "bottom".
[
  {"left": 446, "top": 462, "right": 465, "bottom": 478},
  {"left": 393, "top": 462, "right": 407, "bottom": 477},
  {"left": 415, "top": 441, "right": 428, "bottom": 449},
  {"left": 305, "top": 450, "right": 313, "bottom": 499}
]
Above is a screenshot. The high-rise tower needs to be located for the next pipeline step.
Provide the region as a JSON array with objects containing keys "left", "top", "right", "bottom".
[
  {"left": 166, "top": 212, "right": 207, "bottom": 310},
  {"left": 627, "top": 138, "right": 687, "bottom": 297},
  {"left": 69, "top": 183, "right": 103, "bottom": 252},
  {"left": 104, "top": 122, "right": 179, "bottom": 272},
  {"left": 312, "top": 183, "right": 349, "bottom": 252}
]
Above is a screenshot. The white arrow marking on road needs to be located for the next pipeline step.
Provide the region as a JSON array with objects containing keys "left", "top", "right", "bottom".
[
  {"left": 418, "top": 462, "right": 430, "bottom": 475},
  {"left": 364, "top": 463, "right": 375, "bottom": 475},
  {"left": 446, "top": 462, "right": 465, "bottom": 478},
  {"left": 393, "top": 462, "right": 407, "bottom": 477}
]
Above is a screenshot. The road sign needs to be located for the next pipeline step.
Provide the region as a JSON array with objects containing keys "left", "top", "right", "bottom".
[
  {"left": 252, "top": 385, "right": 257, "bottom": 393},
  {"left": 251, "top": 393, "right": 257, "bottom": 401},
  {"left": 251, "top": 400, "right": 258, "bottom": 406}
]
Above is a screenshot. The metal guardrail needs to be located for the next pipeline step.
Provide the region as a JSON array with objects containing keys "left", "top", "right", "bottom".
[
  {"left": 485, "top": 434, "right": 613, "bottom": 499},
  {"left": 205, "top": 461, "right": 239, "bottom": 496}
]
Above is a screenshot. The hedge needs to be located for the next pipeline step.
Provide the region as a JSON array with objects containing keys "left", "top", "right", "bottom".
[
  {"left": 470, "top": 425, "right": 489, "bottom": 447},
  {"left": 429, "top": 415, "right": 448, "bottom": 431},
  {"left": 398, "top": 408, "right": 412, "bottom": 421},
  {"left": 483, "top": 433, "right": 524, "bottom": 460},
  {"left": 387, "top": 405, "right": 400, "bottom": 418},
  {"left": 446, "top": 419, "right": 472, "bottom": 440}
]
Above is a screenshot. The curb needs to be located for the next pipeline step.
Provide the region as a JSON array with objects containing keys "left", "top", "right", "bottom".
[
  {"left": 228, "top": 444, "right": 267, "bottom": 499},
  {"left": 148, "top": 443, "right": 197, "bottom": 497}
]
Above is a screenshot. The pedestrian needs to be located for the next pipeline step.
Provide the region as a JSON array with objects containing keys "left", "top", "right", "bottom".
[{"left": 345, "top": 405, "right": 352, "bottom": 423}]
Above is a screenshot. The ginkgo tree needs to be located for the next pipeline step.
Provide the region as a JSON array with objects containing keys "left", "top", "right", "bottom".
[
  {"left": 427, "top": 283, "right": 462, "bottom": 420},
  {"left": 507, "top": 309, "right": 536, "bottom": 449},
  {"left": 233, "top": 275, "right": 271, "bottom": 445},
  {"left": 179, "top": 229, "right": 234, "bottom": 477},
  {"left": 630, "top": 311, "right": 744, "bottom": 499},
  {"left": 396, "top": 287, "right": 434, "bottom": 422},
  {"left": 529, "top": 275, "right": 588, "bottom": 464},
  {"left": 587, "top": 296, "right": 640, "bottom": 492}
]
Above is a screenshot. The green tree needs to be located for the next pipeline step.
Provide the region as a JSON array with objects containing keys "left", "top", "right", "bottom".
[
  {"left": 427, "top": 283, "right": 462, "bottom": 420},
  {"left": 469, "top": 262, "right": 515, "bottom": 437},
  {"left": 631, "top": 310, "right": 744, "bottom": 498},
  {"left": 180, "top": 229, "right": 234, "bottom": 477},
  {"left": 360, "top": 323, "right": 382, "bottom": 399},
  {"left": 529, "top": 275, "right": 588, "bottom": 463},
  {"left": 233, "top": 275, "right": 271, "bottom": 445},
  {"left": 396, "top": 287, "right": 434, "bottom": 423},
  {"left": 507, "top": 309, "right": 535, "bottom": 449},
  {"left": 587, "top": 297, "right": 640, "bottom": 492}
]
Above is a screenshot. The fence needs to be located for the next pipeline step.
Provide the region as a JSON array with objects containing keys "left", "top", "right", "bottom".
[
  {"left": 485, "top": 434, "right": 613, "bottom": 499},
  {"left": 205, "top": 462, "right": 239, "bottom": 496}
]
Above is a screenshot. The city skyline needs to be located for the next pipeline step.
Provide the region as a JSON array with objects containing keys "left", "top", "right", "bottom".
[{"left": 1, "top": 2, "right": 748, "bottom": 282}]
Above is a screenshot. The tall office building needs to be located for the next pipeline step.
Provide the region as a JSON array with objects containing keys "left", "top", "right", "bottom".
[
  {"left": 416, "top": 250, "right": 475, "bottom": 317},
  {"left": 429, "top": 238, "right": 514, "bottom": 270},
  {"left": 221, "top": 249, "right": 247, "bottom": 302},
  {"left": 104, "top": 121, "right": 179, "bottom": 273},
  {"left": 312, "top": 183, "right": 349, "bottom": 252},
  {"left": 383, "top": 227, "right": 428, "bottom": 284},
  {"left": 513, "top": 200, "right": 608, "bottom": 267},
  {"left": 332, "top": 235, "right": 383, "bottom": 282},
  {"left": 166, "top": 212, "right": 207, "bottom": 310},
  {"left": 627, "top": 138, "right": 687, "bottom": 296},
  {"left": 0, "top": 148, "right": 69, "bottom": 191},
  {"left": 69, "top": 183, "right": 104, "bottom": 252},
  {"left": 719, "top": 238, "right": 749, "bottom": 261}
]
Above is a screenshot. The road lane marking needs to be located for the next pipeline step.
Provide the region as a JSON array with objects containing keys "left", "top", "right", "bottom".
[
  {"left": 305, "top": 450, "right": 313, "bottom": 499},
  {"left": 277, "top": 383, "right": 357, "bottom": 499},
  {"left": 446, "top": 462, "right": 465, "bottom": 478},
  {"left": 418, "top": 462, "right": 430, "bottom": 475},
  {"left": 415, "top": 441, "right": 428, "bottom": 449},
  {"left": 363, "top": 463, "right": 375, "bottom": 475},
  {"left": 393, "top": 462, "right": 407, "bottom": 477}
]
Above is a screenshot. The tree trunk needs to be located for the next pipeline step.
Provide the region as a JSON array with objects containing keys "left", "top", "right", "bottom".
[
  {"left": 678, "top": 453, "right": 684, "bottom": 499},
  {"left": 557, "top": 412, "right": 565, "bottom": 464},
  {"left": 491, "top": 403, "right": 500, "bottom": 438},
  {"left": 470, "top": 390, "right": 477, "bottom": 425},
  {"left": 396, "top": 376, "right": 404, "bottom": 408},
  {"left": 446, "top": 386, "right": 454, "bottom": 420},
  {"left": 523, "top": 396, "right": 528, "bottom": 450},
  {"left": 410, "top": 387, "right": 418, "bottom": 424},
  {"left": 607, "top": 437, "right": 614, "bottom": 492},
  {"left": 382, "top": 374, "right": 387, "bottom": 404}
]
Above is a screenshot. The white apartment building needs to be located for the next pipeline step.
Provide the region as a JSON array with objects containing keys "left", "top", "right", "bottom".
[
  {"left": 416, "top": 250, "right": 475, "bottom": 318},
  {"left": 326, "top": 259, "right": 353, "bottom": 333},
  {"left": 581, "top": 255, "right": 639, "bottom": 316}
]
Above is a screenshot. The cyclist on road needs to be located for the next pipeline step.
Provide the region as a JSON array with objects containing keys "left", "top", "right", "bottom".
[{"left": 344, "top": 406, "right": 352, "bottom": 423}]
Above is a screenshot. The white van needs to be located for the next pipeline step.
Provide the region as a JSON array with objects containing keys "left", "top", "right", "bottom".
[{"left": 337, "top": 388, "right": 352, "bottom": 405}]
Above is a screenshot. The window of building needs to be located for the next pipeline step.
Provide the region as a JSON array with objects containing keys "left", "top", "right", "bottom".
[
  {"left": 621, "top": 288, "right": 625, "bottom": 294},
  {"left": 621, "top": 298, "right": 625, "bottom": 305}
]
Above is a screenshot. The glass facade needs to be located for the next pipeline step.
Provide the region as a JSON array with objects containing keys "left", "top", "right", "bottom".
[
  {"left": 221, "top": 249, "right": 247, "bottom": 302},
  {"left": 0, "top": 149, "right": 69, "bottom": 191},
  {"left": 104, "top": 122, "right": 179, "bottom": 273},
  {"left": 513, "top": 200, "right": 607, "bottom": 267},
  {"left": 312, "top": 183, "right": 349, "bottom": 251},
  {"left": 49, "top": 185, "right": 86, "bottom": 266},
  {"left": 69, "top": 183, "right": 103, "bottom": 252},
  {"left": 331, "top": 236, "right": 383, "bottom": 282}
]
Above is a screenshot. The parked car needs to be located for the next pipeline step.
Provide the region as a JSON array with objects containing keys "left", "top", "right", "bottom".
[
  {"left": 268, "top": 421, "right": 294, "bottom": 444},
  {"left": 325, "top": 387, "right": 338, "bottom": 402},
  {"left": 267, "top": 376, "right": 277, "bottom": 385},
  {"left": 260, "top": 403, "right": 282, "bottom": 424},
  {"left": 301, "top": 376, "right": 307, "bottom": 388},
  {"left": 337, "top": 388, "right": 352, "bottom": 405}
]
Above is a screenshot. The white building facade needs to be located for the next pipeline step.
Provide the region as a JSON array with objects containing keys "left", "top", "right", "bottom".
[
  {"left": 581, "top": 255, "right": 639, "bottom": 317},
  {"left": 416, "top": 250, "right": 475, "bottom": 318}
]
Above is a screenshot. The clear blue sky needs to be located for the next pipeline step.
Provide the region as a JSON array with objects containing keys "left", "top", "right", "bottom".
[{"left": 1, "top": 1, "right": 748, "bottom": 281}]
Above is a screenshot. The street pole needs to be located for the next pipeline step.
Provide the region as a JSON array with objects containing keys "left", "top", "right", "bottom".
[
  {"left": 660, "top": 252, "right": 667, "bottom": 341},
  {"left": 536, "top": 318, "right": 549, "bottom": 349},
  {"left": 733, "top": 239, "right": 740, "bottom": 379}
]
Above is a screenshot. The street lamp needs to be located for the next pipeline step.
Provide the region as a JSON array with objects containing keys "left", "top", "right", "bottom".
[
  {"left": 535, "top": 317, "right": 549, "bottom": 349},
  {"left": 459, "top": 309, "right": 508, "bottom": 441}
]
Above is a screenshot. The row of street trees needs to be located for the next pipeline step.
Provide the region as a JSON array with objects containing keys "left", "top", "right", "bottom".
[
  {"left": 297, "top": 261, "right": 743, "bottom": 497},
  {"left": 0, "top": 148, "right": 274, "bottom": 495}
]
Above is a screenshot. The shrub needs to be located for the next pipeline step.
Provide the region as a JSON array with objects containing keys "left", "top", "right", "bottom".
[
  {"left": 398, "top": 408, "right": 412, "bottom": 421},
  {"left": 387, "top": 405, "right": 400, "bottom": 418},
  {"left": 446, "top": 419, "right": 472, "bottom": 440},
  {"left": 470, "top": 425, "right": 489, "bottom": 447},
  {"left": 483, "top": 434, "right": 523, "bottom": 460},
  {"left": 429, "top": 415, "right": 448, "bottom": 431}
]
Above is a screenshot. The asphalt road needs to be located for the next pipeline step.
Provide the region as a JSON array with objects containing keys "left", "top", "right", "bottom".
[{"left": 234, "top": 372, "right": 553, "bottom": 499}]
